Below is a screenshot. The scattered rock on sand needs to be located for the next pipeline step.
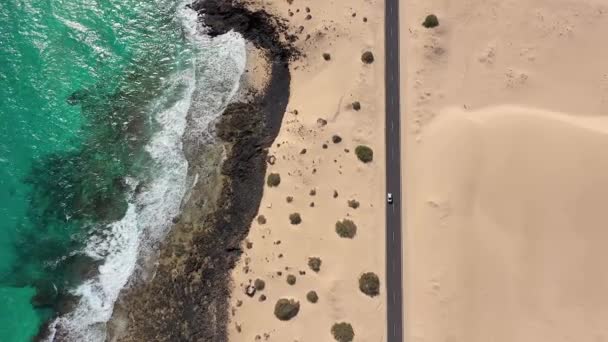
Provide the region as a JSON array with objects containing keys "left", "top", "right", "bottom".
[
  {"left": 359, "top": 272, "right": 380, "bottom": 297},
  {"left": 361, "top": 51, "right": 374, "bottom": 64},
  {"left": 305, "top": 14, "right": 312, "bottom": 20},
  {"left": 308, "top": 257, "right": 322, "bottom": 272},
  {"left": 274, "top": 298, "right": 300, "bottom": 320},
  {"left": 333, "top": 190, "right": 339, "bottom": 198},
  {"left": 323, "top": 53, "right": 331, "bottom": 61},
  {"left": 322, "top": 143, "right": 328, "bottom": 149},
  {"left": 309, "top": 188, "right": 316, "bottom": 196},
  {"left": 331, "top": 322, "right": 355, "bottom": 342},
  {"left": 352, "top": 101, "right": 361, "bottom": 111},
  {"left": 332, "top": 135, "right": 342, "bottom": 143},
  {"left": 245, "top": 284, "right": 257, "bottom": 297},
  {"left": 300, "top": 148, "right": 307, "bottom": 154}
]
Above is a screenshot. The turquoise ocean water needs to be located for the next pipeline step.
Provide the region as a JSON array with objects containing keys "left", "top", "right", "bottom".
[{"left": 0, "top": 0, "right": 245, "bottom": 340}]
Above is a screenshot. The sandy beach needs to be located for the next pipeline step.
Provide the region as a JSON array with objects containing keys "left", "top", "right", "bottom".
[
  {"left": 226, "top": 0, "right": 386, "bottom": 340},
  {"left": 403, "top": 0, "right": 608, "bottom": 340}
]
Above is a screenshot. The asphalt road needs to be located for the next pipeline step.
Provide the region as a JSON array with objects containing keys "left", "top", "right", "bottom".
[{"left": 384, "top": 0, "right": 403, "bottom": 339}]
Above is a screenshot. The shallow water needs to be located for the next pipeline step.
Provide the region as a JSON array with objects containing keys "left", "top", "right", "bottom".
[{"left": 0, "top": 0, "right": 245, "bottom": 340}]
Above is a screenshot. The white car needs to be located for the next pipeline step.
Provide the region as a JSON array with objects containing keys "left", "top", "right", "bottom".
[{"left": 387, "top": 192, "right": 393, "bottom": 204}]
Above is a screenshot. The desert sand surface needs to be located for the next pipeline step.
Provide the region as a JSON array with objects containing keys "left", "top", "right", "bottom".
[
  {"left": 403, "top": 0, "right": 608, "bottom": 341},
  {"left": 227, "top": 0, "right": 386, "bottom": 341}
]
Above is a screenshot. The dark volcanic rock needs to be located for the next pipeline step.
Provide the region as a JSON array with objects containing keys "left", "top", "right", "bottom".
[
  {"left": 98, "top": 1, "right": 298, "bottom": 341},
  {"left": 246, "top": 284, "right": 257, "bottom": 297},
  {"left": 192, "top": 0, "right": 299, "bottom": 61}
]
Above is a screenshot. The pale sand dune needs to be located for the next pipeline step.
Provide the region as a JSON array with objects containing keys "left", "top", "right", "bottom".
[
  {"left": 228, "top": 0, "right": 386, "bottom": 340},
  {"left": 403, "top": 0, "right": 608, "bottom": 340},
  {"left": 409, "top": 106, "right": 608, "bottom": 340}
]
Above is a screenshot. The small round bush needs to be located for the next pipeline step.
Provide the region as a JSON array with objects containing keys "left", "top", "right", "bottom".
[
  {"left": 361, "top": 51, "right": 374, "bottom": 64},
  {"left": 267, "top": 173, "right": 281, "bottom": 187},
  {"left": 306, "top": 290, "right": 319, "bottom": 303},
  {"left": 323, "top": 53, "right": 331, "bottom": 61},
  {"left": 359, "top": 272, "right": 380, "bottom": 297},
  {"left": 355, "top": 145, "right": 373, "bottom": 163},
  {"left": 422, "top": 14, "right": 439, "bottom": 28},
  {"left": 332, "top": 135, "right": 342, "bottom": 144},
  {"left": 257, "top": 215, "right": 267, "bottom": 224},
  {"left": 335, "top": 219, "right": 357, "bottom": 238},
  {"left": 331, "top": 322, "right": 355, "bottom": 342},
  {"left": 289, "top": 213, "right": 302, "bottom": 225},
  {"left": 347, "top": 200, "right": 360, "bottom": 209},
  {"left": 352, "top": 101, "right": 361, "bottom": 111},
  {"left": 274, "top": 298, "right": 300, "bottom": 320},
  {"left": 254, "top": 278, "right": 266, "bottom": 291},
  {"left": 286, "top": 274, "right": 297, "bottom": 285},
  {"left": 308, "top": 257, "right": 322, "bottom": 272}
]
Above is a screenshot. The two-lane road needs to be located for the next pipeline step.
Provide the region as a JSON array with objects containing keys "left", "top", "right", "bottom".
[{"left": 385, "top": 0, "right": 403, "bottom": 340}]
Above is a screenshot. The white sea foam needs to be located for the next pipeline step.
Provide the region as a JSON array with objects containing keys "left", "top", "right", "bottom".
[{"left": 46, "top": 4, "right": 246, "bottom": 341}]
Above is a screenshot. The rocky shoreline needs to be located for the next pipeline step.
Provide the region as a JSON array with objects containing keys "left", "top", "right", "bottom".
[{"left": 105, "top": 1, "right": 297, "bottom": 341}]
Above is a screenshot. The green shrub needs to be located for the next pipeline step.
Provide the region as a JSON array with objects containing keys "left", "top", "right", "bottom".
[
  {"left": 257, "top": 215, "right": 266, "bottom": 224},
  {"left": 335, "top": 219, "right": 357, "bottom": 238},
  {"left": 355, "top": 145, "right": 373, "bottom": 163},
  {"left": 422, "top": 14, "right": 439, "bottom": 28},
  {"left": 289, "top": 213, "right": 302, "bottom": 225},
  {"left": 254, "top": 278, "right": 266, "bottom": 291},
  {"left": 267, "top": 173, "right": 281, "bottom": 187},
  {"left": 308, "top": 257, "right": 322, "bottom": 272},
  {"left": 274, "top": 298, "right": 300, "bottom": 320},
  {"left": 361, "top": 51, "right": 374, "bottom": 64},
  {"left": 331, "top": 322, "right": 355, "bottom": 342},
  {"left": 306, "top": 290, "right": 319, "bottom": 303},
  {"left": 359, "top": 272, "right": 380, "bottom": 297}
]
